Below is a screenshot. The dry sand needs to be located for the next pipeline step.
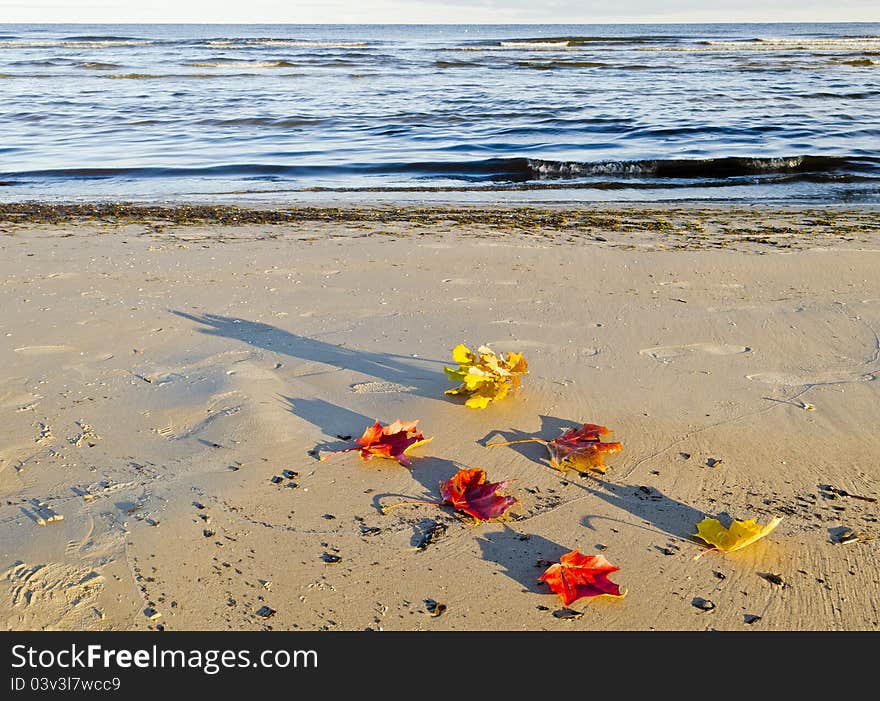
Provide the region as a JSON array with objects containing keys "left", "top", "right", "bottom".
[{"left": 1, "top": 204, "right": 878, "bottom": 631}]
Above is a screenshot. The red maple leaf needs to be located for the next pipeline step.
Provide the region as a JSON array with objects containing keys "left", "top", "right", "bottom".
[
  {"left": 539, "top": 550, "right": 625, "bottom": 605},
  {"left": 382, "top": 467, "right": 517, "bottom": 521},
  {"left": 546, "top": 424, "right": 623, "bottom": 474},
  {"left": 320, "top": 419, "right": 430, "bottom": 467},
  {"left": 438, "top": 467, "right": 518, "bottom": 521}
]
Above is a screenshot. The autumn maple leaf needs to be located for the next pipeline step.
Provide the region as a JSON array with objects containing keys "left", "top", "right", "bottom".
[
  {"left": 383, "top": 467, "right": 517, "bottom": 522},
  {"left": 439, "top": 467, "right": 518, "bottom": 521},
  {"left": 445, "top": 343, "right": 528, "bottom": 409},
  {"left": 489, "top": 423, "right": 623, "bottom": 474},
  {"left": 546, "top": 424, "right": 623, "bottom": 474},
  {"left": 693, "top": 516, "right": 783, "bottom": 557},
  {"left": 539, "top": 550, "right": 626, "bottom": 606},
  {"left": 319, "top": 419, "right": 431, "bottom": 467}
]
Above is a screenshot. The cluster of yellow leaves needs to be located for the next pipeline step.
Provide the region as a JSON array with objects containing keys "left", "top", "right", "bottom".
[{"left": 444, "top": 343, "right": 529, "bottom": 409}]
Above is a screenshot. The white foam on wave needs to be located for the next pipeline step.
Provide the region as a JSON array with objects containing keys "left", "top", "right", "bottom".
[
  {"left": 711, "top": 37, "right": 880, "bottom": 48},
  {"left": 450, "top": 41, "right": 572, "bottom": 52},
  {"left": 528, "top": 159, "right": 658, "bottom": 177},
  {"left": 645, "top": 37, "right": 880, "bottom": 52},
  {"left": 205, "top": 39, "right": 368, "bottom": 48},
  {"left": 191, "top": 60, "right": 295, "bottom": 68},
  {"left": 0, "top": 39, "right": 154, "bottom": 49},
  {"left": 744, "top": 157, "right": 804, "bottom": 170},
  {"left": 499, "top": 40, "right": 571, "bottom": 48}
]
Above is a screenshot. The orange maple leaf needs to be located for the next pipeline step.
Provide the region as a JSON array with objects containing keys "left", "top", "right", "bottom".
[
  {"left": 320, "top": 419, "right": 431, "bottom": 467},
  {"left": 539, "top": 550, "right": 626, "bottom": 605}
]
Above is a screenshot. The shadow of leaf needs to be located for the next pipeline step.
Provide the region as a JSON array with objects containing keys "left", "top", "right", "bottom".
[
  {"left": 580, "top": 478, "right": 708, "bottom": 541},
  {"left": 407, "top": 456, "right": 461, "bottom": 495},
  {"left": 370, "top": 457, "right": 460, "bottom": 511},
  {"left": 479, "top": 414, "right": 591, "bottom": 467},
  {"left": 282, "top": 396, "right": 376, "bottom": 455},
  {"left": 476, "top": 526, "right": 570, "bottom": 594},
  {"left": 19, "top": 507, "right": 40, "bottom": 525}
]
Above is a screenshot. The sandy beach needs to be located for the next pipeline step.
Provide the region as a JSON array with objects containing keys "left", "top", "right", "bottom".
[{"left": 1, "top": 203, "right": 878, "bottom": 631}]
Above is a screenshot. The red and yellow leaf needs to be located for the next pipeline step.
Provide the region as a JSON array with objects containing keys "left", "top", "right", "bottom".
[
  {"left": 488, "top": 422, "right": 623, "bottom": 474},
  {"left": 439, "top": 467, "right": 517, "bottom": 521},
  {"left": 321, "top": 419, "right": 431, "bottom": 467},
  {"left": 539, "top": 550, "right": 626, "bottom": 605},
  {"left": 546, "top": 424, "right": 623, "bottom": 474}
]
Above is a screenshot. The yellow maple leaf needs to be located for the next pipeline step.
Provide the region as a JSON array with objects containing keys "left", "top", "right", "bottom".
[
  {"left": 443, "top": 343, "right": 528, "bottom": 409},
  {"left": 452, "top": 343, "right": 475, "bottom": 365},
  {"left": 694, "top": 516, "right": 783, "bottom": 556}
]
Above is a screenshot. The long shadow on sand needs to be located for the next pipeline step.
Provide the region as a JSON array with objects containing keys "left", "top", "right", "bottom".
[
  {"left": 578, "top": 477, "right": 708, "bottom": 543},
  {"left": 481, "top": 416, "right": 706, "bottom": 542},
  {"left": 478, "top": 414, "right": 590, "bottom": 467},
  {"left": 369, "top": 456, "right": 464, "bottom": 547},
  {"left": 283, "top": 396, "right": 445, "bottom": 479},
  {"left": 173, "top": 311, "right": 447, "bottom": 399},
  {"left": 282, "top": 396, "right": 377, "bottom": 454},
  {"left": 370, "top": 456, "right": 462, "bottom": 513},
  {"left": 406, "top": 455, "right": 462, "bottom": 496},
  {"left": 476, "top": 527, "right": 570, "bottom": 594}
]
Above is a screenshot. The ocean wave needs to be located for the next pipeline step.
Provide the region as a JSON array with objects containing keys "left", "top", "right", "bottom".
[
  {"left": 799, "top": 89, "right": 880, "bottom": 99},
  {"left": 709, "top": 36, "right": 880, "bottom": 47},
  {"left": 105, "top": 72, "right": 271, "bottom": 80},
  {"left": 6, "top": 58, "right": 121, "bottom": 70},
  {"left": 434, "top": 59, "right": 482, "bottom": 68},
  {"left": 0, "top": 36, "right": 371, "bottom": 50},
  {"left": 524, "top": 156, "right": 877, "bottom": 179},
  {"left": 451, "top": 37, "right": 672, "bottom": 52},
  {"left": 79, "top": 61, "right": 121, "bottom": 70},
  {"left": 499, "top": 40, "right": 571, "bottom": 49},
  {"left": 835, "top": 57, "right": 878, "bottom": 66},
  {"left": 204, "top": 39, "right": 368, "bottom": 48},
  {"left": 193, "top": 116, "right": 325, "bottom": 127},
  {"left": 189, "top": 59, "right": 299, "bottom": 68},
  {"left": 498, "top": 35, "right": 677, "bottom": 47},
  {"left": 8, "top": 58, "right": 68, "bottom": 66},
  {"left": 0, "top": 39, "right": 156, "bottom": 49},
  {"left": 62, "top": 35, "right": 148, "bottom": 41},
  {"left": 0, "top": 73, "right": 51, "bottom": 79},
  {"left": 5, "top": 155, "right": 877, "bottom": 185},
  {"left": 441, "top": 56, "right": 656, "bottom": 70},
  {"left": 515, "top": 60, "right": 609, "bottom": 69},
  {"left": 655, "top": 37, "right": 880, "bottom": 52}
]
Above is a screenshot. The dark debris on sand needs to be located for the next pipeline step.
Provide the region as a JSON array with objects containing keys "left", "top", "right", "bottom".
[{"left": 1, "top": 202, "right": 876, "bottom": 253}]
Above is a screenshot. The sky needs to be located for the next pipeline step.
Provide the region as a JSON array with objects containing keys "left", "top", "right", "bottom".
[{"left": 1, "top": 0, "right": 878, "bottom": 24}]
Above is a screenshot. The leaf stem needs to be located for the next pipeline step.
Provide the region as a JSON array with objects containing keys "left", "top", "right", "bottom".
[
  {"left": 692, "top": 546, "right": 717, "bottom": 561},
  {"left": 486, "top": 438, "right": 547, "bottom": 448},
  {"left": 381, "top": 499, "right": 443, "bottom": 515},
  {"left": 318, "top": 446, "right": 359, "bottom": 461}
]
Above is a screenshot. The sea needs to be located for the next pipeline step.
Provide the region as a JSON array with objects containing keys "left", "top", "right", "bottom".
[{"left": 1, "top": 23, "right": 879, "bottom": 204}]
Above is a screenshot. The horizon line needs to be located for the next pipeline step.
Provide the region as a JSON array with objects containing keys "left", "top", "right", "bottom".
[{"left": 1, "top": 20, "right": 878, "bottom": 26}]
